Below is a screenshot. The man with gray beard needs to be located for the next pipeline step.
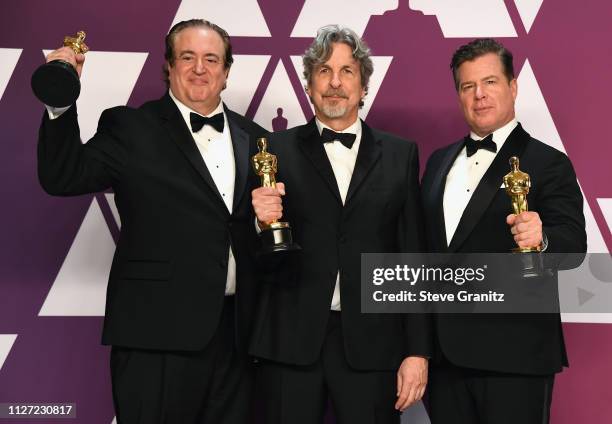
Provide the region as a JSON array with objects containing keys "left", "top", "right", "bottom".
[{"left": 250, "top": 25, "right": 432, "bottom": 424}]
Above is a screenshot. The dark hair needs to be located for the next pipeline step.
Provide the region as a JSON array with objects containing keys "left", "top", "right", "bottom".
[
  {"left": 450, "top": 38, "right": 514, "bottom": 91},
  {"left": 302, "top": 25, "right": 373, "bottom": 108},
  {"left": 162, "top": 19, "right": 233, "bottom": 87}
]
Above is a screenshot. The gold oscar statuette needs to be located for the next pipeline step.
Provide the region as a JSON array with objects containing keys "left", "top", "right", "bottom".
[
  {"left": 252, "top": 138, "right": 300, "bottom": 256},
  {"left": 64, "top": 31, "right": 90, "bottom": 55},
  {"left": 503, "top": 156, "right": 541, "bottom": 253},
  {"left": 31, "top": 30, "right": 89, "bottom": 108}
]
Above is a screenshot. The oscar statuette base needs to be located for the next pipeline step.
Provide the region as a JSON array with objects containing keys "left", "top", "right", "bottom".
[
  {"left": 31, "top": 59, "right": 81, "bottom": 108},
  {"left": 512, "top": 246, "right": 545, "bottom": 279},
  {"left": 258, "top": 221, "right": 301, "bottom": 257}
]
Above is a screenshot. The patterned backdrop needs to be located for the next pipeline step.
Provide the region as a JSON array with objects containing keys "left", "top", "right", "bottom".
[{"left": 1, "top": 1, "right": 611, "bottom": 423}]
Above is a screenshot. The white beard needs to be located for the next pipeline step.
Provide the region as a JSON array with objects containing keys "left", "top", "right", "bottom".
[{"left": 320, "top": 102, "right": 347, "bottom": 119}]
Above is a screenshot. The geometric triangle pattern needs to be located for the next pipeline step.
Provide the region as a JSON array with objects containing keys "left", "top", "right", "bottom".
[
  {"left": 597, "top": 198, "right": 612, "bottom": 238},
  {"left": 42, "top": 50, "right": 148, "bottom": 143},
  {"left": 513, "top": 0, "right": 544, "bottom": 33},
  {"left": 516, "top": 60, "right": 611, "bottom": 325},
  {"left": 38, "top": 198, "right": 115, "bottom": 317},
  {"left": 0, "top": 48, "right": 21, "bottom": 101},
  {"left": 515, "top": 60, "right": 609, "bottom": 254},
  {"left": 105, "top": 193, "right": 121, "bottom": 228},
  {"left": 0, "top": 334, "right": 17, "bottom": 372},
  {"left": 170, "top": 0, "right": 271, "bottom": 36},
  {"left": 359, "top": 56, "right": 393, "bottom": 121},
  {"left": 223, "top": 55, "right": 271, "bottom": 116},
  {"left": 291, "top": 0, "right": 399, "bottom": 37},
  {"left": 409, "top": 0, "right": 517, "bottom": 37},
  {"left": 253, "top": 59, "right": 307, "bottom": 131},
  {"left": 290, "top": 55, "right": 308, "bottom": 101}
]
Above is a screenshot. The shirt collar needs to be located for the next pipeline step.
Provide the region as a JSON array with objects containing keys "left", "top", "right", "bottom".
[
  {"left": 469, "top": 118, "right": 517, "bottom": 150},
  {"left": 168, "top": 89, "right": 225, "bottom": 130}
]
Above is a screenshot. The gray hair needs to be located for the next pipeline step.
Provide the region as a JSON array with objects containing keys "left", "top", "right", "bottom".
[{"left": 302, "top": 25, "right": 373, "bottom": 107}]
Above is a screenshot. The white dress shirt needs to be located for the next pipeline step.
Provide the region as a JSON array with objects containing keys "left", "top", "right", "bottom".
[
  {"left": 169, "top": 90, "right": 237, "bottom": 295},
  {"left": 315, "top": 118, "right": 362, "bottom": 311},
  {"left": 443, "top": 119, "right": 518, "bottom": 245}
]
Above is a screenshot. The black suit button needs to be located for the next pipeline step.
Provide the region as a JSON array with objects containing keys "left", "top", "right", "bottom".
[
  {"left": 219, "top": 259, "right": 228, "bottom": 269},
  {"left": 339, "top": 235, "right": 347, "bottom": 244}
]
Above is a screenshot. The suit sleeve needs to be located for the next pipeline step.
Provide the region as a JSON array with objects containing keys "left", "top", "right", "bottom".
[
  {"left": 399, "top": 143, "right": 434, "bottom": 358},
  {"left": 38, "top": 105, "right": 127, "bottom": 196},
  {"left": 536, "top": 150, "right": 586, "bottom": 255}
]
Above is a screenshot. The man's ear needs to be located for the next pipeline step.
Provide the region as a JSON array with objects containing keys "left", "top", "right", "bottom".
[{"left": 223, "top": 67, "right": 230, "bottom": 90}]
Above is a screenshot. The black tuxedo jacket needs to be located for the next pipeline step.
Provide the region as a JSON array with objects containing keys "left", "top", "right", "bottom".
[
  {"left": 38, "top": 94, "right": 266, "bottom": 352},
  {"left": 421, "top": 123, "right": 586, "bottom": 375},
  {"left": 250, "top": 119, "right": 433, "bottom": 370}
]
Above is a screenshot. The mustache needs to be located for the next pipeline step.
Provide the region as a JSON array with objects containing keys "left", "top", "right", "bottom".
[{"left": 322, "top": 89, "right": 348, "bottom": 99}]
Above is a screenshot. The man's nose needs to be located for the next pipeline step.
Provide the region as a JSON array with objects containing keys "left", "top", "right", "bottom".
[
  {"left": 475, "top": 83, "right": 485, "bottom": 99},
  {"left": 193, "top": 57, "right": 206, "bottom": 74},
  {"left": 330, "top": 72, "right": 341, "bottom": 88}
]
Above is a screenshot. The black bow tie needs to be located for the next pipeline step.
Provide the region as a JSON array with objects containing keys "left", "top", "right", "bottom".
[
  {"left": 464, "top": 133, "right": 496, "bottom": 157},
  {"left": 190, "top": 112, "right": 224, "bottom": 133},
  {"left": 320, "top": 127, "right": 357, "bottom": 149}
]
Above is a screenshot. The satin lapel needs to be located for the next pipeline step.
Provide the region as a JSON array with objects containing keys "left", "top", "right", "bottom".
[
  {"left": 448, "top": 124, "right": 529, "bottom": 252},
  {"left": 426, "top": 141, "right": 464, "bottom": 252},
  {"left": 225, "top": 106, "right": 249, "bottom": 214},
  {"left": 157, "top": 94, "right": 225, "bottom": 206},
  {"left": 297, "top": 119, "right": 342, "bottom": 204},
  {"left": 345, "top": 121, "right": 381, "bottom": 205}
]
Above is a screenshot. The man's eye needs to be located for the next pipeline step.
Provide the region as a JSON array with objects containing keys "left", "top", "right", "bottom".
[
  {"left": 206, "top": 57, "right": 219, "bottom": 64},
  {"left": 181, "top": 56, "right": 194, "bottom": 62}
]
